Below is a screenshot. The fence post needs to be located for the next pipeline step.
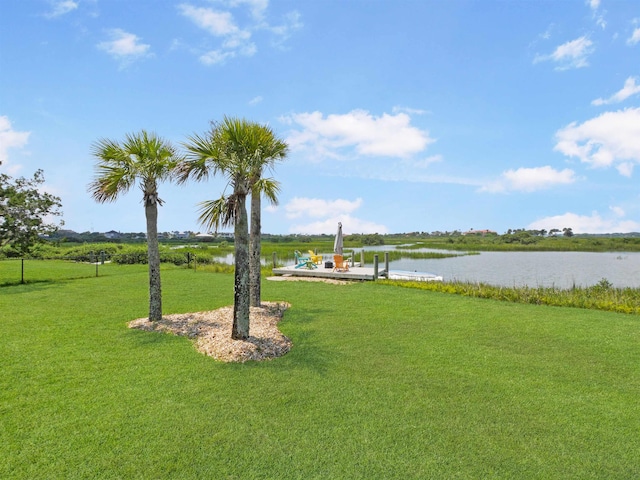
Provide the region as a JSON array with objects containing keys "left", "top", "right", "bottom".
[
  {"left": 373, "top": 254, "right": 379, "bottom": 280},
  {"left": 21, "top": 258, "right": 25, "bottom": 284},
  {"left": 272, "top": 252, "right": 277, "bottom": 268},
  {"left": 384, "top": 252, "right": 389, "bottom": 278},
  {"left": 100, "top": 251, "right": 105, "bottom": 265}
]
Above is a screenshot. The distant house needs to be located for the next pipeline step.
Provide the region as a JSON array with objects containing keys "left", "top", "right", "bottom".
[
  {"left": 463, "top": 229, "right": 496, "bottom": 236},
  {"left": 104, "top": 230, "right": 121, "bottom": 239}
]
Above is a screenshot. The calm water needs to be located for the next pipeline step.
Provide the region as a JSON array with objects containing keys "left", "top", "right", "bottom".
[{"left": 381, "top": 250, "right": 640, "bottom": 288}]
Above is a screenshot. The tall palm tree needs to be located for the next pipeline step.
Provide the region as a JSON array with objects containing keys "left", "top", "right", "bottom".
[
  {"left": 248, "top": 125, "right": 288, "bottom": 307},
  {"left": 88, "top": 130, "right": 181, "bottom": 322},
  {"left": 178, "top": 117, "right": 286, "bottom": 339}
]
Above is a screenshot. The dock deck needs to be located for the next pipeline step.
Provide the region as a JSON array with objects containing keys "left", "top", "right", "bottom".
[{"left": 272, "top": 263, "right": 380, "bottom": 281}]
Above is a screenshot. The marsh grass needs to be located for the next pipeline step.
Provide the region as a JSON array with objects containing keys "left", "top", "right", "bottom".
[
  {"left": 381, "top": 277, "right": 640, "bottom": 315},
  {"left": 1, "top": 263, "right": 639, "bottom": 478}
]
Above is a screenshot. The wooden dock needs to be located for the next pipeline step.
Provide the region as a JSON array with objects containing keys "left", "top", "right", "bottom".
[{"left": 272, "top": 263, "right": 380, "bottom": 281}]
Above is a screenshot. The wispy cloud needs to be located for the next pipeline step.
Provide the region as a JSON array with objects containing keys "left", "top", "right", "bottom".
[
  {"left": 480, "top": 166, "right": 577, "bottom": 193},
  {"left": 554, "top": 107, "right": 640, "bottom": 177},
  {"left": 534, "top": 36, "right": 594, "bottom": 70},
  {"left": 44, "top": 0, "right": 78, "bottom": 19},
  {"left": 284, "top": 197, "right": 363, "bottom": 219},
  {"left": 392, "top": 105, "right": 428, "bottom": 115},
  {"left": 587, "top": 0, "right": 606, "bottom": 29},
  {"left": 97, "top": 29, "right": 152, "bottom": 67},
  {"left": 282, "top": 109, "right": 434, "bottom": 160},
  {"left": 248, "top": 95, "right": 263, "bottom": 106},
  {"left": 280, "top": 197, "right": 387, "bottom": 234},
  {"left": 592, "top": 77, "right": 640, "bottom": 105},
  {"left": 628, "top": 27, "right": 640, "bottom": 46},
  {"left": 178, "top": 1, "right": 301, "bottom": 66},
  {"left": 528, "top": 211, "right": 640, "bottom": 234},
  {"left": 0, "top": 116, "right": 30, "bottom": 173}
]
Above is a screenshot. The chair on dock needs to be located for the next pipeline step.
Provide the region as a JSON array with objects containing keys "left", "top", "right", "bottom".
[
  {"left": 295, "top": 250, "right": 317, "bottom": 269},
  {"left": 333, "top": 254, "right": 350, "bottom": 272},
  {"left": 308, "top": 250, "right": 322, "bottom": 265}
]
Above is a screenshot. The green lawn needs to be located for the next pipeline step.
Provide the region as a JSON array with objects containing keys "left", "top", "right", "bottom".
[{"left": 1, "top": 263, "right": 639, "bottom": 479}]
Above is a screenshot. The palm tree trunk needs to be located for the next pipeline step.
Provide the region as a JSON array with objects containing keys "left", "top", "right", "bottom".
[
  {"left": 249, "top": 192, "right": 261, "bottom": 307},
  {"left": 232, "top": 193, "right": 250, "bottom": 339},
  {"left": 145, "top": 200, "right": 162, "bottom": 321}
]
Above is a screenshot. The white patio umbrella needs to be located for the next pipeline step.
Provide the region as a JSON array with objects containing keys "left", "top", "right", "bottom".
[{"left": 333, "top": 222, "right": 343, "bottom": 255}]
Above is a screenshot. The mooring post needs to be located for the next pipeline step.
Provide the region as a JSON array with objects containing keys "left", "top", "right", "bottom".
[
  {"left": 100, "top": 250, "right": 105, "bottom": 265},
  {"left": 374, "top": 254, "right": 379, "bottom": 280},
  {"left": 384, "top": 252, "right": 389, "bottom": 278},
  {"left": 360, "top": 249, "right": 365, "bottom": 267},
  {"left": 272, "top": 251, "right": 277, "bottom": 268}
]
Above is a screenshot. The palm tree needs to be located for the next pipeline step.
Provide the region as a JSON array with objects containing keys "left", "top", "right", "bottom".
[
  {"left": 89, "top": 130, "right": 181, "bottom": 322},
  {"left": 178, "top": 117, "right": 286, "bottom": 339},
  {"left": 248, "top": 126, "right": 288, "bottom": 307}
]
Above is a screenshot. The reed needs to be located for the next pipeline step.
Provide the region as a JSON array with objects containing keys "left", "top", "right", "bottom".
[{"left": 380, "top": 277, "right": 640, "bottom": 315}]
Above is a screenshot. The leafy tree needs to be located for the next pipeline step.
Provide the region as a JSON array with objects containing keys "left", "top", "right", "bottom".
[
  {"left": 179, "top": 117, "right": 286, "bottom": 339},
  {"left": 88, "top": 130, "right": 181, "bottom": 322},
  {"left": 563, "top": 227, "right": 574, "bottom": 237},
  {"left": 0, "top": 169, "right": 63, "bottom": 255}
]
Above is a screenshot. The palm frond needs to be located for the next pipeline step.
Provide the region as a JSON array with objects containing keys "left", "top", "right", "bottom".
[
  {"left": 252, "top": 178, "right": 281, "bottom": 206},
  {"left": 89, "top": 130, "right": 181, "bottom": 204},
  {"left": 197, "top": 195, "right": 236, "bottom": 231}
]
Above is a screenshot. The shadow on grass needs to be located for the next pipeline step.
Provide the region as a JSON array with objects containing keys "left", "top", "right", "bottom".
[
  {"left": 0, "top": 275, "right": 99, "bottom": 292},
  {"left": 274, "top": 306, "right": 336, "bottom": 375}
]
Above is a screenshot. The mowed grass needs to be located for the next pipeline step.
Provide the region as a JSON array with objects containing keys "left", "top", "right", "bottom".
[{"left": 1, "top": 263, "right": 639, "bottom": 479}]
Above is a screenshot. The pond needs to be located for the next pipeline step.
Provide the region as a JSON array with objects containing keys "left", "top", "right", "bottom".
[{"left": 373, "top": 249, "right": 640, "bottom": 289}]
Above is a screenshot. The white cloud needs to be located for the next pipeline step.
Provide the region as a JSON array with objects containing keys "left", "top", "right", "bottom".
[
  {"left": 411, "top": 155, "right": 442, "bottom": 169},
  {"left": 0, "top": 116, "right": 30, "bottom": 171},
  {"left": 229, "top": 0, "right": 269, "bottom": 21},
  {"left": 586, "top": 0, "right": 606, "bottom": 29},
  {"left": 480, "top": 166, "right": 576, "bottom": 193},
  {"left": 554, "top": 107, "right": 640, "bottom": 176},
  {"left": 178, "top": 4, "right": 243, "bottom": 37},
  {"left": 610, "top": 205, "right": 625, "bottom": 217},
  {"left": 279, "top": 197, "right": 387, "bottom": 234},
  {"left": 392, "top": 105, "right": 428, "bottom": 115},
  {"left": 45, "top": 0, "right": 78, "bottom": 18},
  {"left": 200, "top": 49, "right": 236, "bottom": 66},
  {"left": 266, "top": 11, "right": 303, "bottom": 46},
  {"left": 284, "top": 197, "right": 363, "bottom": 219},
  {"left": 534, "top": 36, "right": 594, "bottom": 70},
  {"left": 97, "top": 29, "right": 151, "bottom": 66},
  {"left": 528, "top": 211, "right": 640, "bottom": 234},
  {"left": 248, "top": 95, "right": 263, "bottom": 105},
  {"left": 283, "top": 109, "right": 434, "bottom": 160},
  {"left": 290, "top": 216, "right": 389, "bottom": 235},
  {"left": 592, "top": 77, "right": 640, "bottom": 105},
  {"left": 628, "top": 28, "right": 640, "bottom": 46},
  {"left": 179, "top": 1, "right": 300, "bottom": 65}
]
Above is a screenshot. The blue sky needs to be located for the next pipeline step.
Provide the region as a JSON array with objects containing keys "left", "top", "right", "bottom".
[{"left": 2, "top": 0, "right": 640, "bottom": 235}]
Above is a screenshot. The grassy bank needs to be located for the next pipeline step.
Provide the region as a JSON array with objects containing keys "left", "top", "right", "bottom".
[{"left": 1, "top": 264, "right": 639, "bottom": 478}]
